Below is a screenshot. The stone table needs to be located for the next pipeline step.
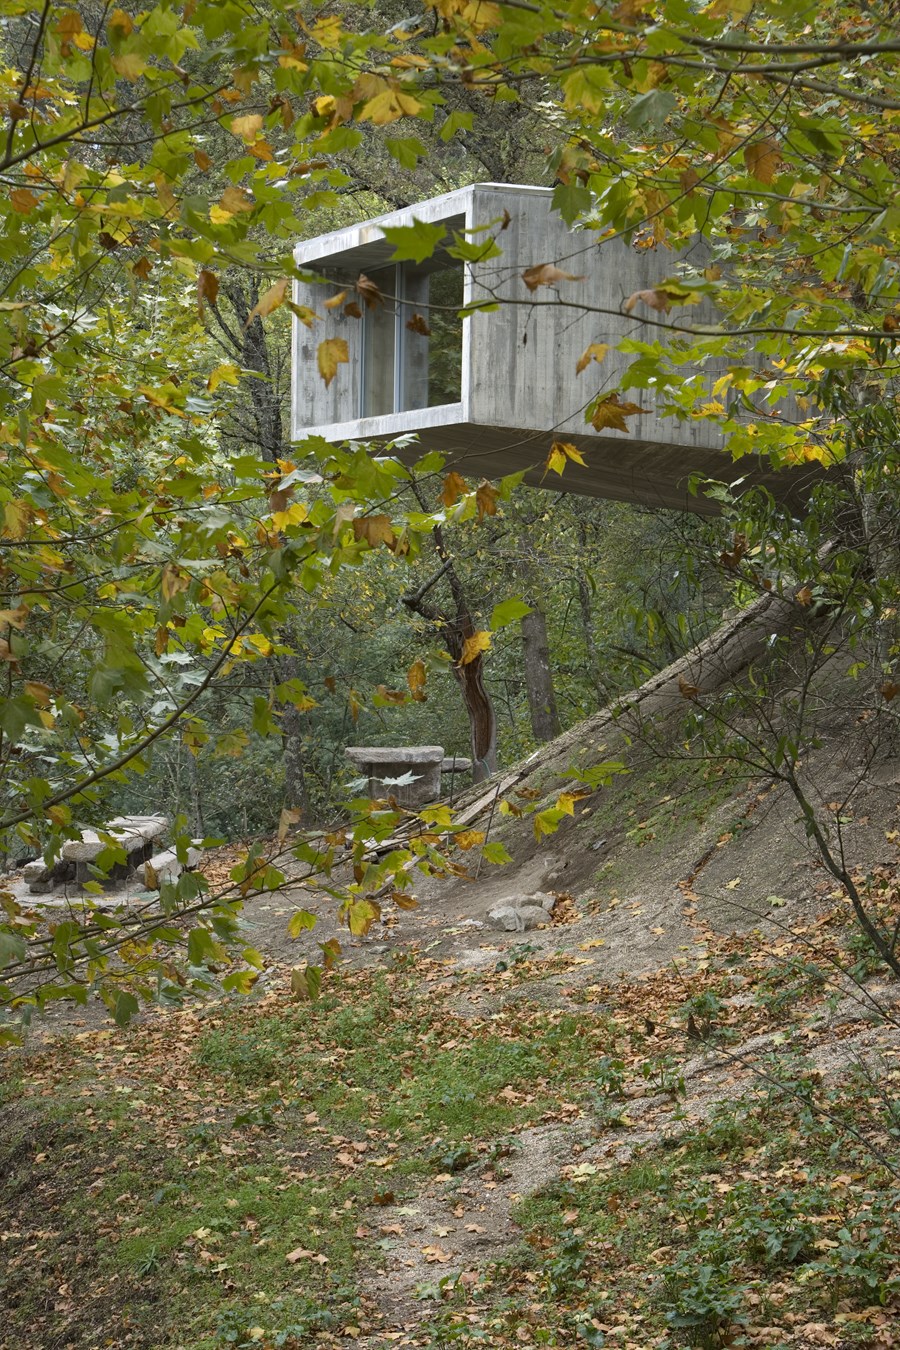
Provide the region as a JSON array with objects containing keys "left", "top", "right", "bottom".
[{"left": 345, "top": 745, "right": 445, "bottom": 809}]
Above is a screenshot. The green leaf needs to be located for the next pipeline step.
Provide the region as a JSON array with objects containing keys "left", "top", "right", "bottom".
[
  {"left": 187, "top": 927, "right": 215, "bottom": 966},
  {"left": 491, "top": 597, "right": 532, "bottom": 629},
  {"left": 380, "top": 218, "right": 447, "bottom": 264},
  {"left": 385, "top": 136, "right": 428, "bottom": 169},
  {"left": 288, "top": 909, "right": 317, "bottom": 937},
  {"left": 113, "top": 991, "right": 140, "bottom": 1027},
  {"left": 624, "top": 89, "right": 677, "bottom": 131},
  {"left": 0, "top": 930, "right": 27, "bottom": 971},
  {"left": 481, "top": 841, "right": 512, "bottom": 865},
  {"left": 439, "top": 110, "right": 473, "bottom": 142}
]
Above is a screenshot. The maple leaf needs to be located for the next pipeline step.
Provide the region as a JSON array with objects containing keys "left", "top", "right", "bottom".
[
  {"left": 352, "top": 515, "right": 395, "bottom": 548},
  {"left": 460, "top": 630, "right": 491, "bottom": 665},
  {"left": 522, "top": 262, "right": 585, "bottom": 292},
  {"left": 744, "top": 137, "right": 782, "bottom": 184},
  {"left": 576, "top": 343, "right": 610, "bottom": 374},
  {"left": 246, "top": 278, "right": 288, "bottom": 326},
  {"left": 317, "top": 337, "right": 349, "bottom": 387},
  {"left": 406, "top": 312, "right": 431, "bottom": 335},
  {"left": 441, "top": 471, "right": 468, "bottom": 507},
  {"left": 589, "top": 393, "right": 646, "bottom": 433},
  {"left": 218, "top": 185, "right": 254, "bottom": 216},
  {"left": 230, "top": 113, "right": 264, "bottom": 141},
  {"left": 10, "top": 188, "right": 39, "bottom": 214},
  {"left": 197, "top": 269, "right": 218, "bottom": 310},
  {"left": 475, "top": 480, "right": 498, "bottom": 521},
  {"left": 407, "top": 659, "right": 427, "bottom": 699},
  {"left": 356, "top": 272, "right": 384, "bottom": 308}
]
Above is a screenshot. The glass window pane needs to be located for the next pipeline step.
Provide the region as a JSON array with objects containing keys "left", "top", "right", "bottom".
[{"left": 361, "top": 267, "right": 396, "bottom": 417}]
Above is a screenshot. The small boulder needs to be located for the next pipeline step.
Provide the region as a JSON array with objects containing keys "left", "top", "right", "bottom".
[
  {"left": 516, "top": 904, "right": 553, "bottom": 930},
  {"left": 486, "top": 899, "right": 555, "bottom": 932},
  {"left": 487, "top": 905, "right": 522, "bottom": 932},
  {"left": 23, "top": 860, "right": 50, "bottom": 886}
]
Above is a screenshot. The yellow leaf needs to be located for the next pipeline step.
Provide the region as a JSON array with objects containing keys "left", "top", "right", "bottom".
[
  {"left": 246, "top": 278, "right": 288, "bottom": 326},
  {"left": 346, "top": 898, "right": 381, "bottom": 936},
  {"left": 111, "top": 53, "right": 145, "bottom": 81},
  {"left": 392, "top": 893, "right": 418, "bottom": 911},
  {"left": 795, "top": 585, "right": 813, "bottom": 605},
  {"left": 576, "top": 343, "right": 610, "bottom": 374},
  {"left": 324, "top": 290, "right": 348, "bottom": 309},
  {"left": 407, "top": 659, "right": 427, "bottom": 699},
  {"left": 161, "top": 564, "right": 190, "bottom": 601},
  {"left": 545, "top": 444, "right": 567, "bottom": 477},
  {"left": 455, "top": 830, "right": 485, "bottom": 850},
  {"left": 218, "top": 184, "right": 254, "bottom": 216},
  {"left": 358, "top": 88, "right": 423, "bottom": 125},
  {"left": 285, "top": 302, "right": 317, "bottom": 331},
  {"left": 108, "top": 8, "right": 134, "bottom": 38},
  {"left": 272, "top": 502, "right": 310, "bottom": 529},
  {"left": 460, "top": 630, "right": 491, "bottom": 665},
  {"left": 317, "top": 337, "right": 349, "bottom": 387},
  {"left": 25, "top": 680, "right": 51, "bottom": 707},
  {"left": 231, "top": 113, "right": 264, "bottom": 141},
  {"left": 549, "top": 440, "right": 586, "bottom": 471},
  {"left": 3, "top": 500, "right": 32, "bottom": 539},
  {"left": 207, "top": 362, "right": 240, "bottom": 394}
]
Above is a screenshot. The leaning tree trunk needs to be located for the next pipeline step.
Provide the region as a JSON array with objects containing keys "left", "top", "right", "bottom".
[
  {"left": 444, "top": 624, "right": 497, "bottom": 782},
  {"left": 521, "top": 605, "right": 561, "bottom": 743}
]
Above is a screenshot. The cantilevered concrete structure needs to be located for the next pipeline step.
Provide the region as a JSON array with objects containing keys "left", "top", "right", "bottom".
[{"left": 291, "top": 183, "right": 818, "bottom": 515}]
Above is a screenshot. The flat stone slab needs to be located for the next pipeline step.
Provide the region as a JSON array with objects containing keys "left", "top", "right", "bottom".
[
  {"left": 345, "top": 746, "right": 444, "bottom": 766},
  {"left": 441, "top": 756, "right": 473, "bottom": 773},
  {"left": 144, "top": 845, "right": 202, "bottom": 887},
  {"left": 62, "top": 814, "right": 168, "bottom": 862}
]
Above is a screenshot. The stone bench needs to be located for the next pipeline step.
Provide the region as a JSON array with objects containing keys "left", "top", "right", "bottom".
[
  {"left": 143, "top": 844, "right": 203, "bottom": 888},
  {"left": 345, "top": 745, "right": 445, "bottom": 809},
  {"left": 24, "top": 815, "right": 170, "bottom": 889}
]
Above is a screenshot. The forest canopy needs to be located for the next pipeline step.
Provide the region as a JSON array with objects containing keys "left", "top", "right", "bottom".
[{"left": 0, "top": 0, "right": 898, "bottom": 1025}]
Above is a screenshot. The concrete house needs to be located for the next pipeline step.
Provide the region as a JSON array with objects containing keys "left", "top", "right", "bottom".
[{"left": 291, "top": 183, "right": 814, "bottom": 514}]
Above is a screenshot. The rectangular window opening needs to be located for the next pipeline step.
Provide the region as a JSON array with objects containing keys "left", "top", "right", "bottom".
[{"left": 360, "top": 256, "right": 464, "bottom": 418}]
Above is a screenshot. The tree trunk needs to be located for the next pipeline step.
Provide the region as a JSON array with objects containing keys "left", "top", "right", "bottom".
[
  {"left": 521, "top": 605, "right": 561, "bottom": 743},
  {"left": 402, "top": 503, "right": 498, "bottom": 783},
  {"left": 448, "top": 631, "right": 497, "bottom": 782}
]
